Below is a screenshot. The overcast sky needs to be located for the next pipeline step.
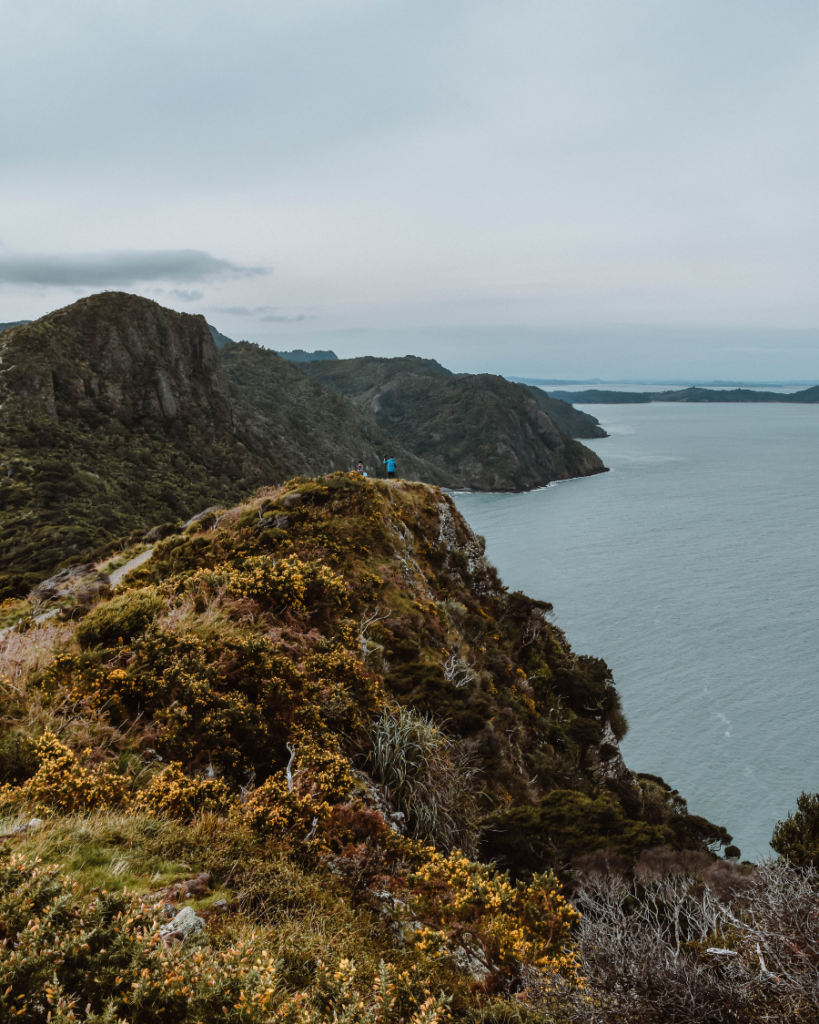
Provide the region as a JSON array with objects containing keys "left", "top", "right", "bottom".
[{"left": 1, "top": 0, "right": 817, "bottom": 378}]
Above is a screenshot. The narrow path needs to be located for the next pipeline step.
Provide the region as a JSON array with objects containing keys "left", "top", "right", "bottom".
[{"left": 108, "top": 546, "right": 155, "bottom": 586}]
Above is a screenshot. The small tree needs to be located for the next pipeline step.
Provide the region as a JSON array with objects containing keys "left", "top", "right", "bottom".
[{"left": 771, "top": 790, "right": 819, "bottom": 866}]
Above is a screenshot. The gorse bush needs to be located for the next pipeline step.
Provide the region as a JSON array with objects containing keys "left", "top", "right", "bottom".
[
  {"left": 188, "top": 553, "right": 348, "bottom": 612},
  {"left": 0, "top": 732, "right": 125, "bottom": 814},
  {"left": 134, "top": 762, "right": 232, "bottom": 820},
  {"left": 406, "top": 849, "right": 580, "bottom": 984},
  {"left": 76, "top": 588, "right": 165, "bottom": 648},
  {"left": 0, "top": 854, "right": 451, "bottom": 1024}
]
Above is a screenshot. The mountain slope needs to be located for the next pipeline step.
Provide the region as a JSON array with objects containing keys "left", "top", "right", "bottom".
[
  {"left": 524, "top": 384, "right": 607, "bottom": 437},
  {"left": 0, "top": 295, "right": 407, "bottom": 597},
  {"left": 219, "top": 341, "right": 436, "bottom": 482},
  {"left": 303, "top": 356, "right": 607, "bottom": 490}
]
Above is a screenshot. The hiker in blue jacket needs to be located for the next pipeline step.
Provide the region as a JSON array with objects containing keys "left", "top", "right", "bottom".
[{"left": 383, "top": 455, "right": 397, "bottom": 479}]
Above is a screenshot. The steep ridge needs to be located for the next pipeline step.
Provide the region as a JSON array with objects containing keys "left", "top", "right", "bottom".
[
  {"left": 0, "top": 292, "right": 607, "bottom": 598},
  {"left": 0, "top": 473, "right": 732, "bottom": 1014},
  {"left": 0, "top": 294, "right": 403, "bottom": 597},
  {"left": 302, "top": 355, "right": 607, "bottom": 490}
]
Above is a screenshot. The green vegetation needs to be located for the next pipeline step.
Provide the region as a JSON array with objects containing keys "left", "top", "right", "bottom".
[
  {"left": 0, "top": 472, "right": 732, "bottom": 1021},
  {"left": 301, "top": 355, "right": 608, "bottom": 490},
  {"left": 771, "top": 790, "right": 819, "bottom": 866},
  {"left": 3, "top": 293, "right": 606, "bottom": 597}
]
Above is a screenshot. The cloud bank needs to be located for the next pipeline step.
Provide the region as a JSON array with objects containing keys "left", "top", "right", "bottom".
[
  {"left": 212, "top": 306, "right": 313, "bottom": 323},
  {"left": 0, "top": 250, "right": 267, "bottom": 288}
]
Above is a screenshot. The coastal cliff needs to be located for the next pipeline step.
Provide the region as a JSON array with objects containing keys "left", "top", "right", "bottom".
[
  {"left": 0, "top": 294, "right": 607, "bottom": 596},
  {"left": 302, "top": 355, "right": 608, "bottom": 490},
  {"left": 0, "top": 472, "right": 753, "bottom": 1019}
]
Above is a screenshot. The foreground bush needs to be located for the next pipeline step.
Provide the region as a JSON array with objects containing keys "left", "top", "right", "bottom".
[
  {"left": 0, "top": 853, "right": 451, "bottom": 1024},
  {"left": 76, "top": 588, "right": 165, "bottom": 648},
  {"left": 771, "top": 790, "right": 819, "bottom": 867},
  {"left": 556, "top": 858, "right": 819, "bottom": 1024}
]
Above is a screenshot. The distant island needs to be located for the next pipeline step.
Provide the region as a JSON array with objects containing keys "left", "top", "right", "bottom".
[{"left": 548, "top": 385, "right": 819, "bottom": 404}]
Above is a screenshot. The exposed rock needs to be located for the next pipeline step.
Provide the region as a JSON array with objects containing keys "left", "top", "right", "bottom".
[
  {"left": 349, "top": 769, "right": 405, "bottom": 834},
  {"left": 143, "top": 523, "right": 182, "bottom": 542},
  {"left": 159, "top": 905, "right": 205, "bottom": 944},
  {"left": 155, "top": 872, "right": 212, "bottom": 903}
]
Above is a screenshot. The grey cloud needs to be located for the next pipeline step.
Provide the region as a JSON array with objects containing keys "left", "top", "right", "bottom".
[
  {"left": 0, "top": 250, "right": 267, "bottom": 287},
  {"left": 212, "top": 306, "right": 314, "bottom": 323},
  {"left": 169, "top": 288, "right": 204, "bottom": 301},
  {"left": 259, "top": 313, "right": 313, "bottom": 323},
  {"left": 213, "top": 306, "right": 279, "bottom": 317}
]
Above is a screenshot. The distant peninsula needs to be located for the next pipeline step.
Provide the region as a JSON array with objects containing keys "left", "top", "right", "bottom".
[{"left": 548, "top": 385, "right": 819, "bottom": 404}]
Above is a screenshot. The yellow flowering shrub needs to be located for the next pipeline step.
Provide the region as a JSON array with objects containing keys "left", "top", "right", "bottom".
[
  {"left": 241, "top": 774, "right": 330, "bottom": 843},
  {"left": 406, "top": 849, "right": 580, "bottom": 982},
  {"left": 0, "top": 732, "right": 126, "bottom": 814},
  {"left": 134, "top": 762, "right": 233, "bottom": 820},
  {"left": 188, "top": 553, "right": 348, "bottom": 612},
  {"left": 1, "top": 856, "right": 451, "bottom": 1024},
  {"left": 241, "top": 742, "right": 354, "bottom": 843}
]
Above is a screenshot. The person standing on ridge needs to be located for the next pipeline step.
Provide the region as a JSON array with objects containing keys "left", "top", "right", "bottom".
[{"left": 383, "top": 455, "right": 397, "bottom": 479}]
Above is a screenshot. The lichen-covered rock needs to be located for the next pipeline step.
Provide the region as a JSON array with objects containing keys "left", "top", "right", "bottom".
[{"left": 159, "top": 905, "right": 205, "bottom": 943}]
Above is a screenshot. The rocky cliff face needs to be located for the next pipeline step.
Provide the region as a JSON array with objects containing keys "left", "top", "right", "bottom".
[
  {"left": 0, "top": 293, "right": 608, "bottom": 596},
  {"left": 1, "top": 292, "right": 236, "bottom": 429},
  {"left": 302, "top": 356, "right": 608, "bottom": 490},
  {"left": 0, "top": 295, "right": 261, "bottom": 595}
]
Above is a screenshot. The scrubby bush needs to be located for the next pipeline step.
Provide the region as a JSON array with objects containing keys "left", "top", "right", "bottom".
[
  {"left": 0, "top": 732, "right": 126, "bottom": 814},
  {"left": 76, "top": 588, "right": 164, "bottom": 647},
  {"left": 0, "top": 854, "right": 451, "bottom": 1024},
  {"left": 189, "top": 553, "right": 348, "bottom": 612},
  {"left": 134, "top": 762, "right": 233, "bottom": 820},
  {"left": 366, "top": 705, "right": 481, "bottom": 856},
  {"left": 771, "top": 790, "right": 819, "bottom": 867},
  {"left": 407, "top": 849, "right": 580, "bottom": 987},
  {"left": 558, "top": 858, "right": 819, "bottom": 1023}
]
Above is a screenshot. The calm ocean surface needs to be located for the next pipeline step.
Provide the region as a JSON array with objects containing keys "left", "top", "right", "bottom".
[{"left": 453, "top": 403, "right": 819, "bottom": 860}]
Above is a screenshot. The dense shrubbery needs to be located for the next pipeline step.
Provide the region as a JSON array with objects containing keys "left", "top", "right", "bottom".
[
  {"left": 76, "top": 589, "right": 165, "bottom": 648},
  {"left": 0, "top": 473, "right": 741, "bottom": 1019},
  {"left": 0, "top": 853, "right": 452, "bottom": 1024},
  {"left": 555, "top": 855, "right": 819, "bottom": 1023}
]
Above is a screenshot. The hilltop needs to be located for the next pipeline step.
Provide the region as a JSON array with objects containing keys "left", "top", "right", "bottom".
[
  {"left": 0, "top": 294, "right": 607, "bottom": 596},
  {"left": 302, "top": 355, "right": 607, "bottom": 490},
  {"left": 0, "top": 472, "right": 735, "bottom": 1019}
]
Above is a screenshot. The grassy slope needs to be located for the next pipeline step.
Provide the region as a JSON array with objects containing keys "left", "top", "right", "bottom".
[{"left": 0, "top": 473, "right": 731, "bottom": 1020}]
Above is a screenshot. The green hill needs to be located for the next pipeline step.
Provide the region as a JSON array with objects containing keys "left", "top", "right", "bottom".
[{"left": 302, "top": 356, "right": 607, "bottom": 490}]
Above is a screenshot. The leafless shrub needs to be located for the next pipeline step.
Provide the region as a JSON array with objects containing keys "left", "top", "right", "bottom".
[
  {"left": 442, "top": 650, "right": 475, "bottom": 689},
  {"left": 364, "top": 704, "right": 482, "bottom": 856},
  {"left": 557, "top": 858, "right": 819, "bottom": 1024},
  {"left": 357, "top": 606, "right": 390, "bottom": 662}
]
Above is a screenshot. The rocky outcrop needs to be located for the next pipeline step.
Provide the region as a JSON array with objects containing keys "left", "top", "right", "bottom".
[{"left": 0, "top": 293, "right": 233, "bottom": 430}]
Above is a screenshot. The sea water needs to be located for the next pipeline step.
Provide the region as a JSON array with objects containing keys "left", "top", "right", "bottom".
[{"left": 452, "top": 402, "right": 819, "bottom": 860}]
